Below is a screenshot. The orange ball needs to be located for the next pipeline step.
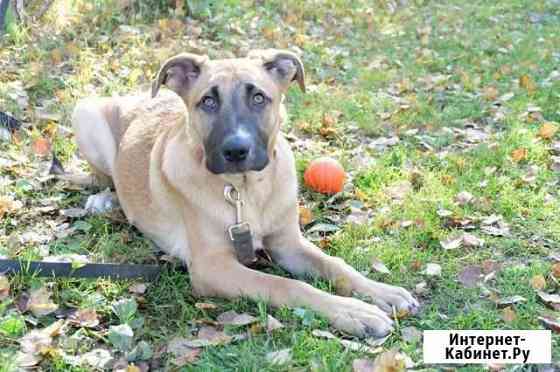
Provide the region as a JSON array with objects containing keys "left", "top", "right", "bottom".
[{"left": 303, "top": 157, "right": 346, "bottom": 194}]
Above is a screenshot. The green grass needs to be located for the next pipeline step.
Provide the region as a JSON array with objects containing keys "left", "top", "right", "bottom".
[{"left": 1, "top": 0, "right": 560, "bottom": 370}]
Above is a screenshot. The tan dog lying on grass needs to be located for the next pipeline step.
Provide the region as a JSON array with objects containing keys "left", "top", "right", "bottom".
[{"left": 71, "top": 49, "right": 418, "bottom": 337}]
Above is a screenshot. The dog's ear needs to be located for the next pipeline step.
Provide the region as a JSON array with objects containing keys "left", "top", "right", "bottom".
[
  {"left": 248, "top": 49, "right": 305, "bottom": 93},
  {"left": 151, "top": 53, "right": 208, "bottom": 98}
]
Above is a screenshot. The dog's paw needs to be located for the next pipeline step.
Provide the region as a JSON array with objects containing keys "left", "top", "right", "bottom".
[
  {"left": 327, "top": 296, "right": 394, "bottom": 338},
  {"left": 359, "top": 281, "right": 420, "bottom": 316}
]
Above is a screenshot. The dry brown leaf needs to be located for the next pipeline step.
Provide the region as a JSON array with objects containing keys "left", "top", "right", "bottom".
[
  {"left": 530, "top": 274, "right": 546, "bottom": 291},
  {"left": 537, "top": 291, "right": 560, "bottom": 310},
  {"left": 519, "top": 74, "right": 537, "bottom": 95},
  {"left": 298, "top": 206, "right": 314, "bottom": 226},
  {"left": 168, "top": 337, "right": 202, "bottom": 366},
  {"left": 28, "top": 286, "right": 58, "bottom": 317},
  {"left": 370, "top": 349, "right": 413, "bottom": 371},
  {"left": 32, "top": 137, "right": 51, "bottom": 157},
  {"left": 458, "top": 265, "right": 483, "bottom": 288},
  {"left": 69, "top": 309, "right": 99, "bottom": 328},
  {"left": 538, "top": 316, "right": 560, "bottom": 333},
  {"left": 538, "top": 122, "right": 558, "bottom": 140},
  {"left": 501, "top": 307, "right": 516, "bottom": 323},
  {"left": 216, "top": 310, "right": 258, "bottom": 326},
  {"left": 511, "top": 148, "right": 528, "bottom": 162},
  {"left": 551, "top": 263, "right": 560, "bottom": 279},
  {"left": 0, "top": 275, "right": 10, "bottom": 301}
]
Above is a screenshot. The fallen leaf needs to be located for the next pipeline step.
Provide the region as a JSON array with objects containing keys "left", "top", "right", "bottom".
[
  {"left": 167, "top": 337, "right": 202, "bottom": 367},
  {"left": 458, "top": 265, "right": 483, "bottom": 288},
  {"left": 502, "top": 307, "right": 516, "bottom": 323},
  {"left": 80, "top": 349, "right": 114, "bottom": 369},
  {"left": 370, "top": 349, "right": 414, "bottom": 371},
  {"left": 538, "top": 316, "right": 560, "bottom": 333},
  {"left": 31, "top": 137, "right": 51, "bottom": 157},
  {"left": 69, "top": 309, "right": 99, "bottom": 328},
  {"left": 108, "top": 324, "right": 134, "bottom": 352},
  {"left": 496, "top": 295, "right": 527, "bottom": 308},
  {"left": 423, "top": 263, "right": 442, "bottom": 277},
  {"left": 414, "top": 281, "right": 428, "bottom": 295},
  {"left": 371, "top": 257, "right": 391, "bottom": 275},
  {"left": 551, "top": 263, "right": 560, "bottom": 279},
  {"left": 266, "top": 348, "right": 292, "bottom": 365},
  {"left": 28, "top": 286, "right": 58, "bottom": 317},
  {"left": 519, "top": 74, "right": 536, "bottom": 95},
  {"left": 0, "top": 275, "right": 10, "bottom": 300},
  {"left": 216, "top": 310, "right": 258, "bottom": 326},
  {"left": 462, "top": 233, "right": 484, "bottom": 248},
  {"left": 440, "top": 234, "right": 463, "bottom": 250},
  {"left": 266, "top": 315, "right": 284, "bottom": 332},
  {"left": 530, "top": 275, "right": 546, "bottom": 291},
  {"left": 455, "top": 191, "right": 474, "bottom": 205},
  {"left": 511, "top": 148, "right": 528, "bottom": 162},
  {"left": 538, "top": 122, "right": 558, "bottom": 140},
  {"left": 537, "top": 291, "right": 560, "bottom": 310},
  {"left": 299, "top": 206, "right": 314, "bottom": 225},
  {"left": 195, "top": 302, "right": 217, "bottom": 311},
  {"left": 183, "top": 326, "right": 232, "bottom": 347}
]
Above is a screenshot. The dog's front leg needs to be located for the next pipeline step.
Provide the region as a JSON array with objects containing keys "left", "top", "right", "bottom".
[
  {"left": 188, "top": 247, "right": 394, "bottom": 337},
  {"left": 266, "top": 224, "right": 419, "bottom": 316}
]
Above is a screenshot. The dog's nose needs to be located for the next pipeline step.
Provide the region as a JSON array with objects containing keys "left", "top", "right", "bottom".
[{"left": 222, "top": 136, "right": 251, "bottom": 163}]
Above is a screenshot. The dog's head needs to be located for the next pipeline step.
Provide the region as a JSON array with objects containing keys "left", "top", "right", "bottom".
[{"left": 151, "top": 49, "right": 305, "bottom": 175}]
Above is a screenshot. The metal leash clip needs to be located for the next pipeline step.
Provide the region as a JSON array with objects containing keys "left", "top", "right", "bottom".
[{"left": 224, "top": 184, "right": 256, "bottom": 265}]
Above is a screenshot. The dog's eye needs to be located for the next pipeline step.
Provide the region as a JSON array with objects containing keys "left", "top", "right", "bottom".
[
  {"left": 253, "top": 93, "right": 265, "bottom": 105},
  {"left": 201, "top": 96, "right": 217, "bottom": 110}
]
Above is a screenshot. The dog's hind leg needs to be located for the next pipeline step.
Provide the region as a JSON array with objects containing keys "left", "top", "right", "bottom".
[{"left": 71, "top": 98, "right": 119, "bottom": 188}]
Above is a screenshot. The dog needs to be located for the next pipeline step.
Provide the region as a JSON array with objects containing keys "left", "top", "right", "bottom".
[{"left": 71, "top": 49, "right": 419, "bottom": 337}]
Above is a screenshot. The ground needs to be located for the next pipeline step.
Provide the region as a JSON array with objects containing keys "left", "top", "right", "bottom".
[{"left": 1, "top": 0, "right": 560, "bottom": 371}]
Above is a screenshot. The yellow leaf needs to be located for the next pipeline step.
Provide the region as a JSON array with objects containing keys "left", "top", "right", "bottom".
[
  {"left": 32, "top": 137, "right": 51, "bottom": 157},
  {"left": 530, "top": 274, "right": 546, "bottom": 291},
  {"left": 511, "top": 148, "right": 528, "bottom": 162},
  {"left": 50, "top": 49, "right": 63, "bottom": 65},
  {"left": 502, "top": 307, "right": 516, "bottom": 323},
  {"left": 298, "top": 206, "right": 314, "bottom": 226},
  {"left": 538, "top": 122, "right": 558, "bottom": 140},
  {"left": 551, "top": 263, "right": 560, "bottom": 279},
  {"left": 0, "top": 275, "right": 9, "bottom": 301},
  {"left": 519, "top": 74, "right": 536, "bottom": 95}
]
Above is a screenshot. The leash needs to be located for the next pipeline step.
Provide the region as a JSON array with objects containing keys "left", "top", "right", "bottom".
[
  {"left": 0, "top": 260, "right": 161, "bottom": 280},
  {"left": 0, "top": 185, "right": 257, "bottom": 279}
]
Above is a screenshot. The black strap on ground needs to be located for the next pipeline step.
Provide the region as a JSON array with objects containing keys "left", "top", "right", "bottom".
[
  {"left": 0, "top": 0, "right": 10, "bottom": 35},
  {"left": 0, "top": 259, "right": 161, "bottom": 280}
]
